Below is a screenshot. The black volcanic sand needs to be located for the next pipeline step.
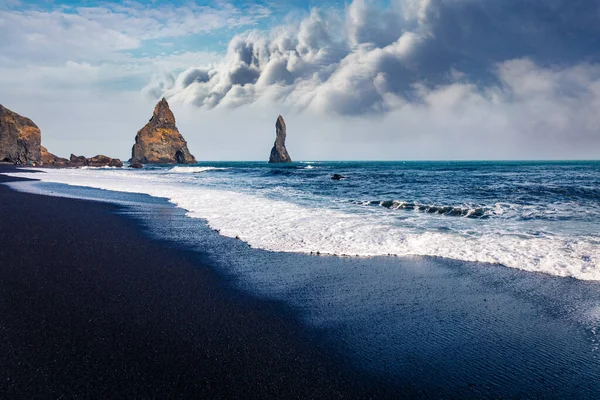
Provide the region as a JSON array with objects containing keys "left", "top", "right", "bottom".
[
  {"left": 0, "top": 169, "right": 396, "bottom": 399},
  {"left": 2, "top": 167, "right": 600, "bottom": 399}
]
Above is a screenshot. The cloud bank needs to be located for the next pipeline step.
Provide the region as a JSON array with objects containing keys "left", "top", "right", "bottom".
[
  {"left": 149, "top": 0, "right": 600, "bottom": 117},
  {"left": 1, "top": 0, "right": 599, "bottom": 160}
]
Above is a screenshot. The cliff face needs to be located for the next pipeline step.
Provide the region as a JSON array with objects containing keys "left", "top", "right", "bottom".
[
  {"left": 269, "top": 115, "right": 292, "bottom": 163},
  {"left": 131, "top": 98, "right": 196, "bottom": 164},
  {"left": 0, "top": 105, "right": 41, "bottom": 164}
]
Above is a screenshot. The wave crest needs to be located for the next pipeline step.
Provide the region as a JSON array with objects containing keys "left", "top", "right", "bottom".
[
  {"left": 360, "top": 200, "right": 489, "bottom": 218},
  {"left": 4, "top": 168, "right": 599, "bottom": 281},
  {"left": 169, "top": 166, "right": 227, "bottom": 173}
]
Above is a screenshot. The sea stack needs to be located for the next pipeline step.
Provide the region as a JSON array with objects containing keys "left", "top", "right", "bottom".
[
  {"left": 131, "top": 98, "right": 196, "bottom": 164},
  {"left": 269, "top": 115, "right": 292, "bottom": 163},
  {"left": 0, "top": 104, "right": 41, "bottom": 165}
]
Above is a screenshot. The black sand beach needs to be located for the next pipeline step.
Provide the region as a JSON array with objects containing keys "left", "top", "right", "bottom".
[
  {"left": 0, "top": 169, "right": 389, "bottom": 399},
  {"left": 3, "top": 166, "right": 600, "bottom": 399}
]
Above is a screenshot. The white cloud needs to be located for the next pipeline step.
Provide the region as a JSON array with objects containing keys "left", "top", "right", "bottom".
[
  {"left": 0, "top": 2, "right": 271, "bottom": 65},
  {"left": 0, "top": 51, "right": 223, "bottom": 98},
  {"left": 150, "top": 5, "right": 426, "bottom": 114},
  {"left": 151, "top": 0, "right": 600, "bottom": 118},
  {"left": 0, "top": 2, "right": 230, "bottom": 102},
  {"left": 74, "top": 2, "right": 271, "bottom": 40},
  {"left": 164, "top": 58, "right": 600, "bottom": 161},
  {"left": 0, "top": 9, "right": 140, "bottom": 64},
  {"left": 4, "top": 56, "right": 600, "bottom": 161}
]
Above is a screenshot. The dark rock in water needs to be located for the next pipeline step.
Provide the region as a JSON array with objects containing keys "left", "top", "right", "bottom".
[
  {"left": 40, "top": 146, "right": 69, "bottom": 167},
  {"left": 380, "top": 200, "right": 394, "bottom": 208},
  {"left": 87, "top": 155, "right": 123, "bottom": 168},
  {"left": 66, "top": 154, "right": 123, "bottom": 168},
  {"left": 69, "top": 154, "right": 88, "bottom": 167},
  {"left": 129, "top": 161, "right": 143, "bottom": 169},
  {"left": 87, "top": 154, "right": 112, "bottom": 167},
  {"left": 269, "top": 115, "right": 292, "bottom": 163},
  {"left": 108, "top": 158, "right": 124, "bottom": 168},
  {"left": 131, "top": 98, "right": 196, "bottom": 164},
  {"left": 332, "top": 174, "right": 345, "bottom": 180},
  {"left": 0, "top": 104, "right": 41, "bottom": 165}
]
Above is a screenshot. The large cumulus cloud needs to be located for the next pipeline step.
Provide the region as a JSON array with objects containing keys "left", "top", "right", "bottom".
[{"left": 145, "top": 0, "right": 600, "bottom": 116}]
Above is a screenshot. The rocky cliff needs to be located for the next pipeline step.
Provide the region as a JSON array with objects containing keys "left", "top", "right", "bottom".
[
  {"left": 40, "top": 148, "right": 122, "bottom": 168},
  {"left": 87, "top": 155, "right": 123, "bottom": 168},
  {"left": 131, "top": 98, "right": 196, "bottom": 164},
  {"left": 0, "top": 104, "right": 41, "bottom": 165},
  {"left": 67, "top": 154, "right": 123, "bottom": 168},
  {"left": 41, "top": 146, "right": 69, "bottom": 167},
  {"left": 269, "top": 115, "right": 292, "bottom": 163}
]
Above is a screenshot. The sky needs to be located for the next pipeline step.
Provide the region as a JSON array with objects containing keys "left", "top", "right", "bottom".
[{"left": 1, "top": 0, "right": 599, "bottom": 161}]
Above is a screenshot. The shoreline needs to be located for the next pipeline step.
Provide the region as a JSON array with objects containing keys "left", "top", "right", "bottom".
[
  {"left": 0, "top": 169, "right": 395, "bottom": 399},
  {"left": 2, "top": 166, "right": 600, "bottom": 398},
  {"left": 6, "top": 162, "right": 598, "bottom": 281}
]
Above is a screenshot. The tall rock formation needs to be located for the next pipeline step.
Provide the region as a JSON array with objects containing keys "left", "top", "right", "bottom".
[
  {"left": 131, "top": 98, "right": 196, "bottom": 164},
  {"left": 0, "top": 104, "right": 41, "bottom": 164},
  {"left": 269, "top": 115, "right": 292, "bottom": 163}
]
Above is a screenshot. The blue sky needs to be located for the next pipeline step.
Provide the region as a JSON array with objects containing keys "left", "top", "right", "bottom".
[
  {"left": 1, "top": 0, "right": 599, "bottom": 160},
  {"left": 3, "top": 0, "right": 347, "bottom": 55}
]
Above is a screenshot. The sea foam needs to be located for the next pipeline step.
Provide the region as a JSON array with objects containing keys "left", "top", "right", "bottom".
[
  {"left": 168, "top": 166, "right": 227, "bottom": 173},
  {"left": 5, "top": 168, "right": 599, "bottom": 281}
]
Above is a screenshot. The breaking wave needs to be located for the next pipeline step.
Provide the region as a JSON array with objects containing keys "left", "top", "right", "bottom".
[
  {"left": 360, "top": 200, "right": 489, "bottom": 218},
  {"left": 80, "top": 166, "right": 119, "bottom": 170},
  {"left": 169, "top": 166, "right": 227, "bottom": 173},
  {"left": 4, "top": 165, "right": 599, "bottom": 281}
]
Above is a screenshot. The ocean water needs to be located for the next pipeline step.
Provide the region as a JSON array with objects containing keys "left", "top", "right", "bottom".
[{"left": 8, "top": 161, "right": 600, "bottom": 280}]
